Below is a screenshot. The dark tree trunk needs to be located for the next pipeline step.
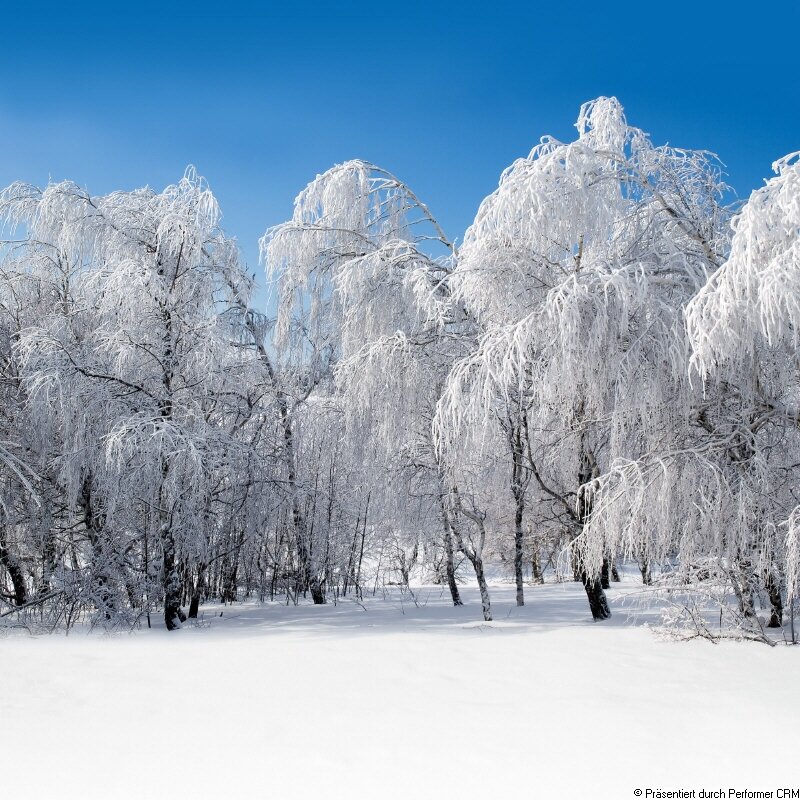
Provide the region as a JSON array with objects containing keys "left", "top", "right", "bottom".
[
  {"left": 582, "top": 572, "right": 612, "bottom": 621},
  {"left": 162, "top": 526, "right": 186, "bottom": 631},
  {"left": 293, "top": 505, "right": 324, "bottom": 604},
  {"left": 188, "top": 593, "right": 200, "bottom": 619},
  {"left": 472, "top": 556, "right": 492, "bottom": 622},
  {"left": 80, "top": 475, "right": 115, "bottom": 618},
  {"left": 343, "top": 507, "right": 361, "bottom": 597},
  {"left": 282, "top": 396, "right": 324, "bottom": 605},
  {"left": 307, "top": 576, "right": 325, "bottom": 605},
  {"left": 600, "top": 558, "right": 610, "bottom": 590},
  {"left": 444, "top": 541, "right": 463, "bottom": 606},
  {"left": 766, "top": 572, "right": 783, "bottom": 628},
  {"left": 38, "top": 527, "right": 56, "bottom": 598},
  {"left": 187, "top": 563, "right": 206, "bottom": 619},
  {"left": 221, "top": 561, "right": 238, "bottom": 604},
  {"left": 440, "top": 504, "right": 463, "bottom": 607},
  {"left": 0, "top": 528, "right": 27, "bottom": 606},
  {"left": 611, "top": 562, "right": 620, "bottom": 582},
  {"left": 733, "top": 555, "right": 757, "bottom": 620},
  {"left": 156, "top": 301, "right": 187, "bottom": 630},
  {"left": 576, "top": 445, "right": 610, "bottom": 620},
  {"left": 639, "top": 560, "right": 652, "bottom": 585},
  {"left": 354, "top": 514, "right": 367, "bottom": 601},
  {"left": 449, "top": 491, "right": 492, "bottom": 622},
  {"left": 506, "top": 416, "right": 528, "bottom": 608},
  {"left": 514, "top": 501, "right": 525, "bottom": 606}
]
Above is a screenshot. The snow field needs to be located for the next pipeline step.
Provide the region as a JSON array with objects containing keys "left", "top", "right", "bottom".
[{"left": 3, "top": 583, "right": 798, "bottom": 800}]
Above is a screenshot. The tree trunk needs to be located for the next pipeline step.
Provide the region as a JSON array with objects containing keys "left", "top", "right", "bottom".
[
  {"left": 80, "top": 475, "right": 114, "bottom": 619},
  {"left": 581, "top": 571, "right": 612, "bottom": 621},
  {"left": 530, "top": 528, "right": 544, "bottom": 584},
  {"left": 187, "top": 563, "right": 206, "bottom": 619},
  {"left": 571, "top": 547, "right": 582, "bottom": 583},
  {"left": 354, "top": 515, "right": 367, "bottom": 602},
  {"left": 472, "top": 556, "right": 492, "bottom": 622},
  {"left": 307, "top": 574, "right": 325, "bottom": 605},
  {"left": 221, "top": 560, "right": 238, "bottom": 604},
  {"left": 0, "top": 527, "right": 27, "bottom": 606},
  {"left": 448, "top": 489, "right": 492, "bottom": 622},
  {"left": 733, "top": 555, "right": 757, "bottom": 620},
  {"left": 514, "top": 500, "right": 525, "bottom": 606},
  {"left": 38, "top": 523, "right": 57, "bottom": 598},
  {"left": 440, "top": 505, "right": 463, "bottom": 606},
  {"left": 576, "top": 445, "right": 610, "bottom": 620},
  {"left": 600, "top": 558, "right": 610, "bottom": 590},
  {"left": 188, "top": 593, "right": 200, "bottom": 619},
  {"left": 766, "top": 572, "right": 783, "bottom": 628},
  {"left": 162, "top": 525, "right": 186, "bottom": 631},
  {"left": 507, "top": 416, "right": 528, "bottom": 608},
  {"left": 240, "top": 311, "right": 324, "bottom": 605}
]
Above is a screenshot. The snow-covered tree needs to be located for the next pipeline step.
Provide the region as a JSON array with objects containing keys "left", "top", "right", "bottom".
[
  {"left": 0, "top": 168, "right": 258, "bottom": 629},
  {"left": 262, "top": 160, "right": 485, "bottom": 609},
  {"left": 682, "top": 152, "right": 800, "bottom": 627},
  {"left": 437, "top": 97, "right": 729, "bottom": 620}
]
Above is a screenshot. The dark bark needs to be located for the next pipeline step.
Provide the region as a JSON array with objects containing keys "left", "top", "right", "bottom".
[
  {"left": 287, "top": 432, "right": 323, "bottom": 603},
  {"left": 514, "top": 499, "right": 525, "bottom": 606},
  {"left": 355, "top": 508, "right": 367, "bottom": 601},
  {"left": 79, "top": 474, "right": 115, "bottom": 618},
  {"left": 38, "top": 523, "right": 57, "bottom": 599},
  {"left": 398, "top": 541, "right": 419, "bottom": 587},
  {"left": 505, "top": 415, "right": 528, "bottom": 607},
  {"left": 188, "top": 593, "right": 200, "bottom": 619},
  {"left": 733, "top": 554, "right": 757, "bottom": 620},
  {"left": 766, "top": 572, "right": 783, "bottom": 628},
  {"left": 582, "top": 572, "right": 612, "bottom": 621},
  {"left": 440, "top": 506, "right": 463, "bottom": 606},
  {"left": 577, "top": 446, "right": 611, "bottom": 620},
  {"left": 600, "top": 558, "right": 610, "bottom": 590},
  {"left": 187, "top": 563, "right": 206, "bottom": 619},
  {"left": 158, "top": 295, "right": 185, "bottom": 630},
  {"left": 162, "top": 525, "right": 186, "bottom": 631},
  {"left": 0, "top": 527, "right": 27, "bottom": 606},
  {"left": 343, "top": 507, "right": 360, "bottom": 597},
  {"left": 472, "top": 556, "right": 493, "bottom": 622},
  {"left": 449, "top": 490, "right": 492, "bottom": 621},
  {"left": 221, "top": 557, "right": 238, "bottom": 604}
]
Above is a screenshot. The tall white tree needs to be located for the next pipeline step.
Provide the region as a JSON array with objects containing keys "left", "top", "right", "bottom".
[
  {"left": 1, "top": 168, "right": 256, "bottom": 629},
  {"left": 683, "top": 152, "right": 800, "bottom": 627},
  {"left": 437, "top": 97, "right": 728, "bottom": 620},
  {"left": 262, "top": 160, "right": 482, "bottom": 608}
]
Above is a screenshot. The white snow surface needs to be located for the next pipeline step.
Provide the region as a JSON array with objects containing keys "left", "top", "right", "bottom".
[{"left": 3, "top": 581, "right": 798, "bottom": 799}]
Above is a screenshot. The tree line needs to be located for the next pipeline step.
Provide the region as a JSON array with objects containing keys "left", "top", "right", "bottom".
[{"left": 0, "top": 98, "right": 798, "bottom": 639}]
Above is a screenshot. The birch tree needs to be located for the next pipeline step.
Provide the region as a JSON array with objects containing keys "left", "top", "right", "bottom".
[
  {"left": 1, "top": 168, "right": 255, "bottom": 629},
  {"left": 682, "top": 152, "right": 800, "bottom": 628},
  {"left": 438, "top": 97, "right": 728, "bottom": 620},
  {"left": 262, "top": 160, "right": 473, "bottom": 606}
]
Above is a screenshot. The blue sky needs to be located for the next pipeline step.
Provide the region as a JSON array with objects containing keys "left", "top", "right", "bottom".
[{"left": 1, "top": 1, "right": 797, "bottom": 292}]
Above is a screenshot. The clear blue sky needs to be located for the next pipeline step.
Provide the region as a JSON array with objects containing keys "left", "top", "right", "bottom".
[{"left": 1, "top": 1, "right": 797, "bottom": 293}]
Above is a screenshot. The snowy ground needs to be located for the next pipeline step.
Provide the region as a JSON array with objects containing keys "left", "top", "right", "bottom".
[{"left": 3, "top": 580, "right": 798, "bottom": 800}]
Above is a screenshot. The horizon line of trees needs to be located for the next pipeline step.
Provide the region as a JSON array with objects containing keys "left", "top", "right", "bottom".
[{"left": 0, "top": 97, "right": 798, "bottom": 641}]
